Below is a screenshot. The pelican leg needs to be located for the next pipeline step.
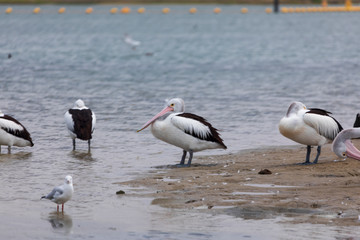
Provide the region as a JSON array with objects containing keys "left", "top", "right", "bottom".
[
  {"left": 179, "top": 150, "right": 187, "bottom": 165},
  {"left": 57, "top": 205, "right": 59, "bottom": 213},
  {"left": 88, "top": 140, "right": 91, "bottom": 150},
  {"left": 0, "top": 145, "right": 1, "bottom": 153},
  {"left": 7, "top": 146, "right": 11, "bottom": 154},
  {"left": 304, "top": 145, "right": 311, "bottom": 164},
  {"left": 186, "top": 150, "right": 193, "bottom": 167},
  {"left": 313, "top": 146, "right": 321, "bottom": 164},
  {"left": 72, "top": 139, "right": 76, "bottom": 151},
  {"left": 62, "top": 204, "right": 64, "bottom": 212}
]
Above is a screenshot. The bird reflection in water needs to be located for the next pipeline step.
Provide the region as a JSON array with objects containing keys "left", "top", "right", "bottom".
[{"left": 47, "top": 212, "right": 73, "bottom": 234}]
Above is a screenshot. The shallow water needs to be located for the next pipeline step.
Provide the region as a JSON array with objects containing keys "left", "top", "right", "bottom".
[{"left": 1, "top": 4, "right": 360, "bottom": 239}]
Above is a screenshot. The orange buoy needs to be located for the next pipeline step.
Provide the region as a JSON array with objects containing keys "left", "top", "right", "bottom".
[
  {"left": 33, "top": 7, "right": 41, "bottom": 14},
  {"left": 58, "top": 7, "right": 66, "bottom": 14},
  {"left": 137, "top": 7, "right": 145, "bottom": 14},
  {"left": 120, "top": 7, "right": 131, "bottom": 14},
  {"left": 162, "top": 7, "right": 170, "bottom": 14},
  {"left": 5, "top": 7, "right": 13, "bottom": 14},
  {"left": 110, "top": 8, "right": 118, "bottom": 14},
  {"left": 213, "top": 7, "right": 221, "bottom": 14},
  {"left": 189, "top": 7, "right": 197, "bottom": 14},
  {"left": 265, "top": 8, "right": 272, "bottom": 13},
  {"left": 85, "top": 7, "right": 93, "bottom": 14}
]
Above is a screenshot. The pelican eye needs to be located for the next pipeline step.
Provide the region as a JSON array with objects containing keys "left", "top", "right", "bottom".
[
  {"left": 342, "top": 152, "right": 346, "bottom": 157},
  {"left": 170, "top": 103, "right": 175, "bottom": 107}
]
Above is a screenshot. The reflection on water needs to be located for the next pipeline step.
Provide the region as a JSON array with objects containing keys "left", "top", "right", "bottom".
[
  {"left": 69, "top": 150, "right": 94, "bottom": 161},
  {"left": 47, "top": 212, "right": 73, "bottom": 234},
  {"left": 0, "top": 151, "right": 32, "bottom": 161}
]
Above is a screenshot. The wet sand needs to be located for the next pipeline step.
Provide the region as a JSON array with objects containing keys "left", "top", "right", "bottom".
[{"left": 120, "top": 141, "right": 360, "bottom": 226}]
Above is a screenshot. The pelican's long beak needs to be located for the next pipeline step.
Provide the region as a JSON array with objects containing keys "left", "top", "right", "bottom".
[
  {"left": 345, "top": 139, "right": 360, "bottom": 160},
  {"left": 137, "top": 106, "right": 173, "bottom": 132}
]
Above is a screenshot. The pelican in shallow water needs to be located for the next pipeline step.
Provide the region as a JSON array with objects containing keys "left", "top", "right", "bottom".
[
  {"left": 41, "top": 175, "right": 74, "bottom": 213},
  {"left": 137, "top": 98, "right": 227, "bottom": 167},
  {"left": 0, "top": 110, "right": 34, "bottom": 153},
  {"left": 64, "top": 99, "right": 96, "bottom": 151},
  {"left": 332, "top": 128, "right": 360, "bottom": 160},
  {"left": 279, "top": 101, "right": 343, "bottom": 164}
]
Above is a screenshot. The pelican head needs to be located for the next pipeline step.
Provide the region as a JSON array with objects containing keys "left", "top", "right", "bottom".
[
  {"left": 286, "top": 101, "right": 306, "bottom": 116},
  {"left": 332, "top": 128, "right": 360, "bottom": 160},
  {"left": 137, "top": 98, "right": 185, "bottom": 132},
  {"left": 74, "top": 99, "right": 85, "bottom": 109}
]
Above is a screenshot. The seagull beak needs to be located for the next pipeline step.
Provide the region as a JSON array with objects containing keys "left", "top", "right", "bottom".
[
  {"left": 344, "top": 139, "right": 360, "bottom": 160},
  {"left": 137, "top": 106, "right": 173, "bottom": 132}
]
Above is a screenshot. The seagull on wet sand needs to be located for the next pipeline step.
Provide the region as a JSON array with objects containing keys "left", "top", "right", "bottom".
[
  {"left": 137, "top": 98, "right": 227, "bottom": 167},
  {"left": 279, "top": 101, "right": 343, "bottom": 164},
  {"left": 41, "top": 175, "right": 74, "bottom": 213}
]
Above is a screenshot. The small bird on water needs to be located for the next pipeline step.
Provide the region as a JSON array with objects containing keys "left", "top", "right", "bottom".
[
  {"left": 64, "top": 99, "right": 96, "bottom": 151},
  {"left": 137, "top": 98, "right": 227, "bottom": 167},
  {"left": 41, "top": 175, "right": 74, "bottom": 213}
]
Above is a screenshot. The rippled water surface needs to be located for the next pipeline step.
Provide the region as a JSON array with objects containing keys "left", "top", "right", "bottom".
[{"left": 1, "top": 5, "right": 360, "bottom": 239}]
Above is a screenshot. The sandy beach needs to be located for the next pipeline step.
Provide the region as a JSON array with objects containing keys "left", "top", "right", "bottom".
[{"left": 120, "top": 140, "right": 360, "bottom": 226}]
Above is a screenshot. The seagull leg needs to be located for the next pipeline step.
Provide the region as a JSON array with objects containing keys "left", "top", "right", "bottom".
[
  {"left": 57, "top": 205, "right": 59, "bottom": 213},
  {"left": 62, "top": 204, "right": 64, "bottom": 212},
  {"left": 313, "top": 146, "right": 321, "bottom": 164},
  {"left": 186, "top": 150, "right": 193, "bottom": 167},
  {"left": 179, "top": 150, "right": 187, "bottom": 165},
  {"left": 72, "top": 139, "right": 76, "bottom": 151},
  {"left": 0, "top": 145, "right": 1, "bottom": 153}
]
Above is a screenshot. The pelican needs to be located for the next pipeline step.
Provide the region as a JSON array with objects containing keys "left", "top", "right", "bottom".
[
  {"left": 332, "top": 128, "right": 360, "bottom": 160},
  {"left": 137, "top": 98, "right": 227, "bottom": 167},
  {"left": 41, "top": 175, "right": 74, "bottom": 213},
  {"left": 279, "top": 101, "right": 343, "bottom": 164},
  {"left": 123, "top": 34, "right": 141, "bottom": 50},
  {"left": 353, "top": 113, "right": 360, "bottom": 128},
  {"left": 0, "top": 110, "right": 34, "bottom": 153},
  {"left": 64, "top": 99, "right": 96, "bottom": 151}
]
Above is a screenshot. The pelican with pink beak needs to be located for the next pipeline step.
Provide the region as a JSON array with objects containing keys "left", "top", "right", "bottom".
[
  {"left": 332, "top": 128, "right": 360, "bottom": 160},
  {"left": 137, "top": 98, "right": 227, "bottom": 167}
]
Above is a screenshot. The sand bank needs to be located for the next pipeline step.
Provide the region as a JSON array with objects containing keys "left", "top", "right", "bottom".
[{"left": 119, "top": 141, "right": 360, "bottom": 226}]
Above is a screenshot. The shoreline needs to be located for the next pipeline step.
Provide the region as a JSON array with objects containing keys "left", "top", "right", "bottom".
[
  {"left": 0, "top": 1, "right": 355, "bottom": 5},
  {"left": 119, "top": 141, "right": 360, "bottom": 226}
]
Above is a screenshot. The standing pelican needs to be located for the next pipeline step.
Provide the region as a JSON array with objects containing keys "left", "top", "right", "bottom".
[
  {"left": 41, "top": 175, "right": 74, "bottom": 213},
  {"left": 64, "top": 99, "right": 96, "bottom": 151},
  {"left": 279, "top": 101, "right": 343, "bottom": 164},
  {"left": 332, "top": 128, "right": 360, "bottom": 160},
  {"left": 137, "top": 98, "right": 227, "bottom": 167},
  {"left": 0, "top": 110, "right": 34, "bottom": 153}
]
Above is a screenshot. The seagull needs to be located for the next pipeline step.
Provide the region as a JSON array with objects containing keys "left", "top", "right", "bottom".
[
  {"left": 279, "top": 101, "right": 343, "bottom": 164},
  {"left": 123, "top": 34, "right": 141, "bottom": 50},
  {"left": 332, "top": 128, "right": 360, "bottom": 160},
  {"left": 41, "top": 175, "right": 74, "bottom": 213},
  {"left": 0, "top": 110, "right": 34, "bottom": 153},
  {"left": 137, "top": 98, "right": 227, "bottom": 167},
  {"left": 64, "top": 99, "right": 96, "bottom": 151}
]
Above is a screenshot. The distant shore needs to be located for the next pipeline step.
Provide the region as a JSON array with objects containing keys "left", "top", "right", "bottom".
[{"left": 1, "top": 0, "right": 359, "bottom": 5}]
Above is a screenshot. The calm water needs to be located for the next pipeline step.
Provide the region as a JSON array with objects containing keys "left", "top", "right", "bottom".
[{"left": 1, "top": 4, "right": 360, "bottom": 239}]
